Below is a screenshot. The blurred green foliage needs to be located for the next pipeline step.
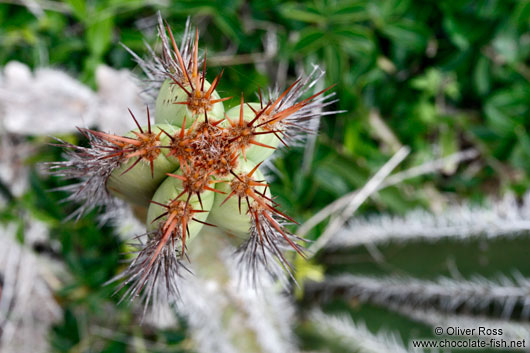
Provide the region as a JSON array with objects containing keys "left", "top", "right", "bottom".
[{"left": 1, "top": 0, "right": 530, "bottom": 351}]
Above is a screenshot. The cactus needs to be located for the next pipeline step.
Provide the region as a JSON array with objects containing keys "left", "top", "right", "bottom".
[{"left": 48, "top": 14, "right": 337, "bottom": 311}]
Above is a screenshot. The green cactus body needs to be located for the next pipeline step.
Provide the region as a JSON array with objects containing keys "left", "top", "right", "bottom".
[
  {"left": 146, "top": 169, "right": 214, "bottom": 237},
  {"left": 208, "top": 161, "right": 269, "bottom": 238},
  {"left": 225, "top": 103, "right": 280, "bottom": 162},
  {"left": 106, "top": 124, "right": 179, "bottom": 207},
  {"left": 155, "top": 78, "right": 225, "bottom": 127}
]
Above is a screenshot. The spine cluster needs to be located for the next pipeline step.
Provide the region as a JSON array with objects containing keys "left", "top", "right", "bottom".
[{"left": 50, "top": 14, "right": 338, "bottom": 305}]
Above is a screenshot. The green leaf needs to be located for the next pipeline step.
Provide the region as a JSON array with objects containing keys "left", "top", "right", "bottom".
[
  {"left": 293, "top": 28, "right": 326, "bottom": 53},
  {"left": 473, "top": 55, "right": 490, "bottom": 95},
  {"left": 324, "top": 44, "right": 346, "bottom": 84},
  {"left": 332, "top": 26, "right": 374, "bottom": 55},
  {"left": 484, "top": 86, "right": 530, "bottom": 134},
  {"left": 512, "top": 0, "right": 530, "bottom": 28},
  {"left": 331, "top": 1, "right": 370, "bottom": 23},
  {"left": 280, "top": 3, "right": 326, "bottom": 24},
  {"left": 213, "top": 12, "right": 244, "bottom": 44},
  {"left": 442, "top": 16, "right": 470, "bottom": 49},
  {"left": 492, "top": 25, "right": 519, "bottom": 64},
  {"left": 411, "top": 68, "right": 443, "bottom": 96},
  {"left": 64, "top": 0, "right": 87, "bottom": 20},
  {"left": 380, "top": 19, "right": 429, "bottom": 51},
  {"left": 86, "top": 16, "right": 114, "bottom": 58},
  {"left": 344, "top": 118, "right": 360, "bottom": 154}
]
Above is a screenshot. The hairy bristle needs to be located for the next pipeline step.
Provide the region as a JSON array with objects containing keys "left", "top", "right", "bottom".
[
  {"left": 238, "top": 210, "right": 307, "bottom": 286},
  {"left": 45, "top": 129, "right": 124, "bottom": 221},
  {"left": 106, "top": 227, "right": 186, "bottom": 312}
]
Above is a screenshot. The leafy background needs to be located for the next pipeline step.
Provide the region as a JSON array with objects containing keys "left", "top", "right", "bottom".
[{"left": 1, "top": 0, "right": 529, "bottom": 352}]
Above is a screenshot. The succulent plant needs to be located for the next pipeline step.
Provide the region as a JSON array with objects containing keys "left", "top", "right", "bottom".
[{"left": 48, "top": 14, "right": 337, "bottom": 307}]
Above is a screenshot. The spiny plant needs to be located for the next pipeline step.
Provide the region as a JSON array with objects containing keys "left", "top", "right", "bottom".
[
  {"left": 48, "top": 14, "right": 337, "bottom": 306},
  {"left": 299, "top": 192, "right": 530, "bottom": 352}
]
